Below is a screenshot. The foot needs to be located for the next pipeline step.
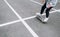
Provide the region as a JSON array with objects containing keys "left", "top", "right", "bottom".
[
  {"left": 36, "top": 13, "right": 43, "bottom": 21},
  {"left": 43, "top": 18, "right": 49, "bottom": 23}
]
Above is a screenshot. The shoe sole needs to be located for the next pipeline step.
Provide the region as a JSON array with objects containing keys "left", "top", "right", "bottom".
[
  {"left": 36, "top": 15, "right": 47, "bottom": 24},
  {"left": 36, "top": 15, "right": 43, "bottom": 22}
]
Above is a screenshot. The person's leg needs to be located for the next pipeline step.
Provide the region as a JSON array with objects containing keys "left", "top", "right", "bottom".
[
  {"left": 43, "top": 7, "right": 53, "bottom": 22},
  {"left": 36, "top": 3, "right": 47, "bottom": 21},
  {"left": 40, "top": 3, "right": 46, "bottom": 15},
  {"left": 36, "top": 3, "right": 46, "bottom": 15}
]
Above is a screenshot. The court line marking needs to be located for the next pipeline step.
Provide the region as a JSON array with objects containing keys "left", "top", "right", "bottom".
[
  {"left": 0, "top": 9, "right": 60, "bottom": 27},
  {"left": 1, "top": 0, "right": 60, "bottom": 27},
  {"left": 23, "top": 9, "right": 60, "bottom": 20},
  {"left": 30, "top": 0, "right": 57, "bottom": 10},
  {"left": 1, "top": 0, "right": 60, "bottom": 36},
  {"left": 23, "top": 0, "right": 60, "bottom": 20},
  {"left": 0, "top": 20, "right": 20, "bottom": 27},
  {"left": 4, "top": 0, "right": 39, "bottom": 37}
]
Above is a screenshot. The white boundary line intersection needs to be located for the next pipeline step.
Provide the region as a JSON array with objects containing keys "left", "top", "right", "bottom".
[
  {"left": 0, "top": 0, "right": 60, "bottom": 37},
  {"left": 4, "top": 0, "right": 39, "bottom": 37}
]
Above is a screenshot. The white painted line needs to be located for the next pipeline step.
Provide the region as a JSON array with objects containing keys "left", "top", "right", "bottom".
[
  {"left": 23, "top": 9, "right": 60, "bottom": 20},
  {"left": 4, "top": 0, "right": 39, "bottom": 37},
  {"left": 30, "top": 0, "right": 56, "bottom": 10},
  {"left": 31, "top": 0, "right": 43, "bottom": 5},
  {"left": 42, "top": 10, "right": 60, "bottom": 15},
  {"left": 23, "top": 0, "right": 60, "bottom": 20},
  {"left": 4, "top": 0, "right": 21, "bottom": 19},
  {"left": 0, "top": 9, "right": 60, "bottom": 27},
  {"left": 0, "top": 20, "right": 20, "bottom": 27},
  {"left": 23, "top": 16, "right": 36, "bottom": 20}
]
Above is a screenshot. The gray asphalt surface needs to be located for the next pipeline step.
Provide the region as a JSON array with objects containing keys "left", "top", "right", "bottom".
[{"left": 0, "top": 0, "right": 60, "bottom": 37}]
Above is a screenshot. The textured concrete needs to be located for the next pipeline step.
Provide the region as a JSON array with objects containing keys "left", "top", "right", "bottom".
[
  {"left": 0, "top": 0, "right": 18, "bottom": 24},
  {"left": 0, "top": 0, "right": 60, "bottom": 37},
  {"left": 26, "top": 13, "right": 60, "bottom": 37},
  {"left": 0, "top": 22, "right": 33, "bottom": 37}
]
